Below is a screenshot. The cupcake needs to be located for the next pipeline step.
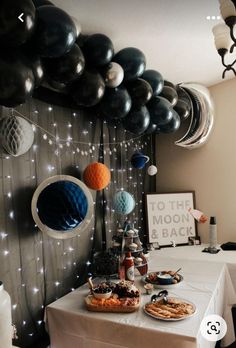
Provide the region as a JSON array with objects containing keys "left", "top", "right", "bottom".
[
  {"left": 144, "top": 283, "right": 153, "bottom": 294},
  {"left": 143, "top": 252, "right": 150, "bottom": 262},
  {"left": 134, "top": 257, "right": 143, "bottom": 266},
  {"left": 134, "top": 228, "right": 139, "bottom": 235},
  {"left": 117, "top": 229, "right": 124, "bottom": 236},
  {"left": 129, "top": 242, "right": 138, "bottom": 251},
  {"left": 113, "top": 241, "right": 121, "bottom": 251},
  {"left": 126, "top": 229, "right": 135, "bottom": 238}
]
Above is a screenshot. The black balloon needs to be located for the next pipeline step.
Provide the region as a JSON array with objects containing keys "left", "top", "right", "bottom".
[
  {"left": 46, "top": 78, "right": 69, "bottom": 93},
  {"left": 113, "top": 47, "right": 146, "bottom": 81},
  {"left": 145, "top": 120, "right": 158, "bottom": 134},
  {"left": 21, "top": 45, "right": 44, "bottom": 87},
  {"left": 32, "top": 0, "right": 54, "bottom": 7},
  {"left": 147, "top": 96, "right": 174, "bottom": 126},
  {"left": 43, "top": 44, "right": 85, "bottom": 84},
  {"left": 159, "top": 111, "right": 181, "bottom": 134},
  {"left": 82, "top": 34, "right": 114, "bottom": 67},
  {"left": 142, "top": 70, "right": 164, "bottom": 96},
  {"left": 174, "top": 99, "right": 191, "bottom": 120},
  {"left": 0, "top": 51, "right": 35, "bottom": 107},
  {"left": 122, "top": 106, "right": 150, "bottom": 135},
  {"left": 164, "top": 80, "right": 176, "bottom": 89},
  {"left": 33, "top": 6, "right": 77, "bottom": 57},
  {"left": 76, "top": 34, "right": 90, "bottom": 49},
  {"left": 0, "top": 0, "right": 35, "bottom": 47},
  {"left": 126, "top": 78, "right": 152, "bottom": 108},
  {"left": 25, "top": 53, "right": 44, "bottom": 88},
  {"left": 72, "top": 70, "right": 105, "bottom": 107},
  {"left": 160, "top": 86, "right": 178, "bottom": 106},
  {"left": 100, "top": 87, "right": 132, "bottom": 120}
]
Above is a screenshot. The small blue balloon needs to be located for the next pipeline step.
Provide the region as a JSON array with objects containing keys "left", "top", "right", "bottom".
[
  {"left": 37, "top": 181, "right": 88, "bottom": 231},
  {"left": 131, "top": 152, "right": 149, "bottom": 169},
  {"left": 113, "top": 191, "right": 135, "bottom": 215}
]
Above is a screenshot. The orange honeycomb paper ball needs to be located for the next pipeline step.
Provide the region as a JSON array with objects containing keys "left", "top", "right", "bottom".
[{"left": 83, "top": 162, "right": 111, "bottom": 190}]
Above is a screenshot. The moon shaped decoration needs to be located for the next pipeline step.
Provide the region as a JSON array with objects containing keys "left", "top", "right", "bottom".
[
  {"left": 31, "top": 175, "right": 94, "bottom": 239},
  {"left": 175, "top": 83, "right": 214, "bottom": 149}
]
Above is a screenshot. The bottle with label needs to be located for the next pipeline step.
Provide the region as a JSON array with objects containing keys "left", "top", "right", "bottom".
[
  {"left": 124, "top": 252, "right": 134, "bottom": 282},
  {"left": 209, "top": 216, "right": 217, "bottom": 250},
  {"left": 0, "top": 281, "right": 12, "bottom": 348}
]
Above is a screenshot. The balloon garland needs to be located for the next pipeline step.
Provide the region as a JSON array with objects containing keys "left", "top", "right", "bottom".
[{"left": 0, "top": 0, "right": 214, "bottom": 149}]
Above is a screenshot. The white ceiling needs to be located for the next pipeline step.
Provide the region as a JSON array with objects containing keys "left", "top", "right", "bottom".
[{"left": 53, "top": 0, "right": 233, "bottom": 87}]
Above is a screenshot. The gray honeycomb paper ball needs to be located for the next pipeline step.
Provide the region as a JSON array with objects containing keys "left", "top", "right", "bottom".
[{"left": 0, "top": 115, "right": 34, "bottom": 156}]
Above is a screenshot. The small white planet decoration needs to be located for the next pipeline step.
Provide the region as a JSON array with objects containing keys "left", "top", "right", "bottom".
[
  {"left": 0, "top": 115, "right": 34, "bottom": 156},
  {"left": 147, "top": 165, "right": 158, "bottom": 176}
]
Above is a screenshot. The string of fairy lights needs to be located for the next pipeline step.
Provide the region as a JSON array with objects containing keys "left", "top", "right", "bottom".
[{"left": 0, "top": 103, "right": 151, "bottom": 342}]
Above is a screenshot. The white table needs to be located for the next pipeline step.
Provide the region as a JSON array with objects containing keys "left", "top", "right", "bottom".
[{"left": 46, "top": 245, "right": 236, "bottom": 348}]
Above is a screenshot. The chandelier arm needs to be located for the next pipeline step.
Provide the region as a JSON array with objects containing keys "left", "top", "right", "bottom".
[
  {"left": 222, "top": 66, "right": 236, "bottom": 79},
  {"left": 229, "top": 25, "right": 236, "bottom": 53},
  {"left": 221, "top": 54, "right": 229, "bottom": 68},
  {"left": 230, "top": 66, "right": 236, "bottom": 76},
  {"left": 230, "top": 42, "right": 236, "bottom": 53}
]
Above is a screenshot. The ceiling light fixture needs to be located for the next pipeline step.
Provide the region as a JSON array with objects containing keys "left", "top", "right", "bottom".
[{"left": 212, "top": 0, "right": 236, "bottom": 78}]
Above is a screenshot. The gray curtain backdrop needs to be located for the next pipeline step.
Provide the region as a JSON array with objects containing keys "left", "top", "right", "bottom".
[{"left": 0, "top": 98, "right": 155, "bottom": 348}]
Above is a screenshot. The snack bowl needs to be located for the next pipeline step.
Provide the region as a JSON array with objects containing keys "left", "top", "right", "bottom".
[
  {"left": 156, "top": 273, "right": 173, "bottom": 285},
  {"left": 93, "top": 287, "right": 112, "bottom": 299}
]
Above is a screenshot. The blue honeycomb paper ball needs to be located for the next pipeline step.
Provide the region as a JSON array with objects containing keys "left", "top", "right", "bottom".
[
  {"left": 113, "top": 191, "right": 135, "bottom": 215},
  {"left": 37, "top": 181, "right": 88, "bottom": 231}
]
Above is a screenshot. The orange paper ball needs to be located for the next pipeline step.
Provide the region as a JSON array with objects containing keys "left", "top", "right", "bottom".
[{"left": 83, "top": 162, "right": 111, "bottom": 190}]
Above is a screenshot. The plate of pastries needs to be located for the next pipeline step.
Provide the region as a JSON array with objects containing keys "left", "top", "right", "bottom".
[
  {"left": 85, "top": 280, "right": 140, "bottom": 312},
  {"left": 144, "top": 295, "right": 196, "bottom": 321}
]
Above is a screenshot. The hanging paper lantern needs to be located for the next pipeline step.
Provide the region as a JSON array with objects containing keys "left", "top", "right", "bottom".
[
  {"left": 131, "top": 152, "right": 149, "bottom": 169},
  {"left": 147, "top": 165, "right": 158, "bottom": 176},
  {"left": 0, "top": 116, "right": 34, "bottom": 156},
  {"left": 83, "top": 162, "right": 111, "bottom": 190},
  {"left": 113, "top": 191, "right": 135, "bottom": 215},
  {"left": 31, "top": 175, "right": 94, "bottom": 239}
]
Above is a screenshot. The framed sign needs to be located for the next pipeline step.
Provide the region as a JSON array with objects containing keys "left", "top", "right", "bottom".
[{"left": 146, "top": 192, "right": 197, "bottom": 247}]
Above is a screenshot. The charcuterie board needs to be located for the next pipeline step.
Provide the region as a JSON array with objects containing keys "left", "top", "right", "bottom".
[
  {"left": 85, "top": 294, "right": 140, "bottom": 312},
  {"left": 85, "top": 280, "right": 140, "bottom": 313}
]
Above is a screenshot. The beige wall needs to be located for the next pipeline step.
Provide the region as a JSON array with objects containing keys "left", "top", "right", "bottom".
[{"left": 156, "top": 78, "right": 236, "bottom": 243}]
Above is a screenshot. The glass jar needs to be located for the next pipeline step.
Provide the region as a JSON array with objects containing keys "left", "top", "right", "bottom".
[{"left": 0, "top": 281, "right": 12, "bottom": 348}]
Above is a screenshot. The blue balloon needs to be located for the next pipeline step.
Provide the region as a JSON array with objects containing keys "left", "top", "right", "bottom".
[
  {"left": 131, "top": 152, "right": 149, "bottom": 169},
  {"left": 37, "top": 181, "right": 88, "bottom": 231},
  {"left": 113, "top": 191, "right": 135, "bottom": 215}
]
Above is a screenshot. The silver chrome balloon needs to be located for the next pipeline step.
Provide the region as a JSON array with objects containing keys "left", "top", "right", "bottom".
[
  {"left": 104, "top": 62, "right": 124, "bottom": 88},
  {"left": 175, "top": 83, "right": 214, "bottom": 149}
]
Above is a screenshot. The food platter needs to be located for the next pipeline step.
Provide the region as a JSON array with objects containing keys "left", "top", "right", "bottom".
[
  {"left": 85, "top": 280, "right": 140, "bottom": 313},
  {"left": 142, "top": 271, "right": 183, "bottom": 289},
  {"left": 143, "top": 297, "right": 196, "bottom": 321},
  {"left": 85, "top": 294, "right": 140, "bottom": 312}
]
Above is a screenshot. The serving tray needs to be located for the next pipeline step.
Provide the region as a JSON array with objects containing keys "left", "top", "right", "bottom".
[{"left": 85, "top": 294, "right": 140, "bottom": 313}]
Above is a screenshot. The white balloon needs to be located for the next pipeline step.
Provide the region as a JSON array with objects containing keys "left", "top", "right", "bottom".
[
  {"left": 147, "top": 165, "right": 158, "bottom": 176},
  {"left": 104, "top": 62, "right": 124, "bottom": 88},
  {"left": 0, "top": 116, "right": 34, "bottom": 156}
]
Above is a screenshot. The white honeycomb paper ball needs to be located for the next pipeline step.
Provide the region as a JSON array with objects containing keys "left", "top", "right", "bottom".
[{"left": 0, "top": 116, "right": 34, "bottom": 156}]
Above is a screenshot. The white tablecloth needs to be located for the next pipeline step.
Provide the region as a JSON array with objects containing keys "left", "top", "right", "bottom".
[{"left": 46, "top": 245, "right": 236, "bottom": 348}]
